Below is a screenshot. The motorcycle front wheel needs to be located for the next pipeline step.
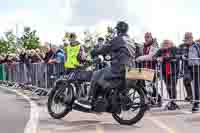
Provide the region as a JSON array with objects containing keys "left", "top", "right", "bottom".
[
  {"left": 47, "top": 82, "right": 74, "bottom": 119},
  {"left": 112, "top": 85, "right": 146, "bottom": 125}
]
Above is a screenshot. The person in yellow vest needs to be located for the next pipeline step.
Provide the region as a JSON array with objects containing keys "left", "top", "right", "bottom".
[{"left": 64, "top": 33, "right": 86, "bottom": 73}]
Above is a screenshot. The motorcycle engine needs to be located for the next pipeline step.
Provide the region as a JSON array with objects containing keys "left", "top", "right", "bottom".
[{"left": 93, "top": 97, "right": 109, "bottom": 113}]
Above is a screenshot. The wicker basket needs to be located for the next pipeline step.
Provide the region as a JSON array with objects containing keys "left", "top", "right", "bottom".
[{"left": 126, "top": 68, "right": 155, "bottom": 81}]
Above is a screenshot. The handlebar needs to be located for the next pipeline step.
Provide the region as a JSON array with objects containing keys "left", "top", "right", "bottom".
[{"left": 92, "top": 55, "right": 111, "bottom": 64}]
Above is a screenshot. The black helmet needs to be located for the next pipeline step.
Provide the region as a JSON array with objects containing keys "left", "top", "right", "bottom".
[
  {"left": 116, "top": 21, "right": 129, "bottom": 34},
  {"left": 98, "top": 37, "right": 104, "bottom": 42}
]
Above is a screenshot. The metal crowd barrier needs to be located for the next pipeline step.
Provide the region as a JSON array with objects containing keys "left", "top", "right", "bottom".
[
  {"left": 0, "top": 63, "right": 64, "bottom": 96},
  {"left": 1, "top": 59, "right": 200, "bottom": 104},
  {"left": 137, "top": 58, "right": 200, "bottom": 105}
]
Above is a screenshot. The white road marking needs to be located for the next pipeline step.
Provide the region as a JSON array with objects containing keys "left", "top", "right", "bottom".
[
  {"left": 180, "top": 110, "right": 192, "bottom": 114},
  {"left": 96, "top": 124, "right": 104, "bottom": 133},
  {"left": 0, "top": 86, "right": 40, "bottom": 133},
  {"left": 147, "top": 117, "right": 177, "bottom": 133},
  {"left": 94, "top": 115, "right": 104, "bottom": 133}
]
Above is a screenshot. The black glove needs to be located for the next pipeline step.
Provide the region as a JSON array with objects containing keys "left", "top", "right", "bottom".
[
  {"left": 90, "top": 49, "right": 98, "bottom": 59},
  {"left": 93, "top": 57, "right": 102, "bottom": 64}
]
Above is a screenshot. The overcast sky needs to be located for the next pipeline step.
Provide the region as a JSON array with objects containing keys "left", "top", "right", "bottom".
[{"left": 0, "top": 0, "right": 200, "bottom": 44}]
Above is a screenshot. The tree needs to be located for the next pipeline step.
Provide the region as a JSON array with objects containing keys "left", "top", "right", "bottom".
[
  {"left": 81, "top": 25, "right": 115, "bottom": 54},
  {"left": 0, "top": 37, "right": 8, "bottom": 54},
  {"left": 82, "top": 31, "right": 96, "bottom": 53},
  {"left": 0, "top": 30, "right": 18, "bottom": 54},
  {"left": 105, "top": 26, "right": 115, "bottom": 43},
  {"left": 20, "top": 27, "right": 41, "bottom": 49},
  {"left": 0, "top": 27, "right": 41, "bottom": 54},
  {"left": 4, "top": 31, "right": 18, "bottom": 53}
]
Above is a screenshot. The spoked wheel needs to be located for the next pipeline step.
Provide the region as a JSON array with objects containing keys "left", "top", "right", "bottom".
[
  {"left": 47, "top": 82, "right": 74, "bottom": 119},
  {"left": 112, "top": 86, "right": 146, "bottom": 125}
]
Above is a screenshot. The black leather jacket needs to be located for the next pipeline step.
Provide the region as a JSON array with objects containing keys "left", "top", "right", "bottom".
[{"left": 91, "top": 33, "right": 136, "bottom": 78}]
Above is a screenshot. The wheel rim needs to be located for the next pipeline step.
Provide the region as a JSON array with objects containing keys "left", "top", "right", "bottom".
[
  {"left": 51, "top": 86, "right": 72, "bottom": 115},
  {"left": 117, "top": 88, "right": 142, "bottom": 121}
]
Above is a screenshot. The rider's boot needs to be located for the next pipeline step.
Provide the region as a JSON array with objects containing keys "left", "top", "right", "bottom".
[{"left": 74, "top": 96, "right": 93, "bottom": 109}]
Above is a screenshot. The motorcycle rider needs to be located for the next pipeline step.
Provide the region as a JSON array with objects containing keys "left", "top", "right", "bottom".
[{"left": 74, "top": 21, "right": 136, "bottom": 109}]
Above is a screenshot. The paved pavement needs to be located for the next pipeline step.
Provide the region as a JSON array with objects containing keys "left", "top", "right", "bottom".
[
  {"left": 0, "top": 88, "right": 30, "bottom": 133},
  {"left": 2, "top": 86, "right": 200, "bottom": 133},
  {"left": 35, "top": 98, "right": 200, "bottom": 133}
]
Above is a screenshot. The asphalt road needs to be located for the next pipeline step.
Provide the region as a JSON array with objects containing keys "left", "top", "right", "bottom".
[
  {"left": 1, "top": 86, "right": 200, "bottom": 133},
  {"left": 36, "top": 99, "right": 200, "bottom": 133},
  {"left": 0, "top": 88, "right": 30, "bottom": 133}
]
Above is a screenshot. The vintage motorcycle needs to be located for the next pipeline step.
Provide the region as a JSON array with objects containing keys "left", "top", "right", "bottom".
[
  {"left": 48, "top": 29, "right": 148, "bottom": 125},
  {"left": 47, "top": 54, "right": 148, "bottom": 125}
]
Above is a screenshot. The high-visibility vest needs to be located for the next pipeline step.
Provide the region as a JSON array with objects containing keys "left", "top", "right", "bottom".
[{"left": 64, "top": 44, "right": 81, "bottom": 69}]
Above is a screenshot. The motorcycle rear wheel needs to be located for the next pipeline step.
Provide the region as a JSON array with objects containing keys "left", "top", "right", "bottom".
[{"left": 112, "top": 85, "right": 146, "bottom": 125}]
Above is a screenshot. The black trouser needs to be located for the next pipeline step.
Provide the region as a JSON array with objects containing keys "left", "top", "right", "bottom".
[
  {"left": 183, "top": 68, "right": 193, "bottom": 98},
  {"left": 163, "top": 76, "right": 177, "bottom": 100},
  {"left": 89, "top": 67, "right": 125, "bottom": 99},
  {"left": 191, "top": 65, "right": 200, "bottom": 102},
  {"left": 89, "top": 67, "right": 113, "bottom": 99},
  {"left": 183, "top": 77, "right": 193, "bottom": 98}
]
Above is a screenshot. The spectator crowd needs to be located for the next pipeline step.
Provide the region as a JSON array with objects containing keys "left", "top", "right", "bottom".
[
  {"left": 1, "top": 30, "right": 200, "bottom": 112},
  {"left": 136, "top": 32, "right": 200, "bottom": 112},
  {"left": 0, "top": 44, "right": 65, "bottom": 65}
]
